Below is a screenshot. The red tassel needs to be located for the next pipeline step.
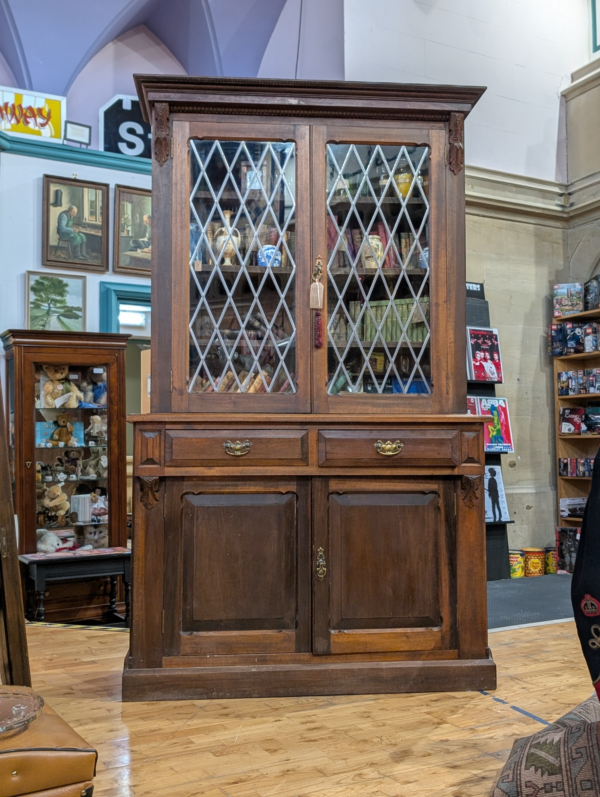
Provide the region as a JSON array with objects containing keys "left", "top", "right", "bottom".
[{"left": 314, "top": 310, "right": 323, "bottom": 349}]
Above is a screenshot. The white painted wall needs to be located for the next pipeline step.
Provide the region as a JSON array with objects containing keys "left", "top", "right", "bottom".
[
  {"left": 0, "top": 153, "right": 150, "bottom": 338},
  {"left": 67, "top": 25, "right": 186, "bottom": 151},
  {"left": 344, "top": 0, "right": 590, "bottom": 182}
]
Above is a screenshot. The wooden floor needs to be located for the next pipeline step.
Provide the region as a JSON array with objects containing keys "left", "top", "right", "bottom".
[{"left": 26, "top": 621, "right": 592, "bottom": 797}]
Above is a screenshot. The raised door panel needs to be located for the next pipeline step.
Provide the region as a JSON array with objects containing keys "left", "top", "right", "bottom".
[
  {"left": 173, "top": 480, "right": 309, "bottom": 655},
  {"left": 313, "top": 479, "right": 453, "bottom": 655}
]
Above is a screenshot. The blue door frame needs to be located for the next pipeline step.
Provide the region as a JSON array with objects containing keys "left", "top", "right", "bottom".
[{"left": 99, "top": 282, "right": 152, "bottom": 333}]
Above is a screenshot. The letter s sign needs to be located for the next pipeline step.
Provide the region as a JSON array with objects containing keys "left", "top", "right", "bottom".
[
  {"left": 99, "top": 95, "right": 151, "bottom": 160},
  {"left": 118, "top": 121, "right": 145, "bottom": 156}
]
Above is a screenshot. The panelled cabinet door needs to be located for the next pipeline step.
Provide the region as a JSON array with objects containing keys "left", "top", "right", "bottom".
[
  {"left": 311, "top": 123, "right": 462, "bottom": 415},
  {"left": 170, "top": 120, "right": 311, "bottom": 413},
  {"left": 312, "top": 479, "right": 454, "bottom": 655},
  {"left": 164, "top": 478, "right": 310, "bottom": 657}
]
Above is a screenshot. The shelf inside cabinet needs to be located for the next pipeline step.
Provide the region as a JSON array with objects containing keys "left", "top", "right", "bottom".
[
  {"left": 194, "top": 263, "right": 295, "bottom": 276},
  {"left": 328, "top": 267, "right": 428, "bottom": 278},
  {"left": 559, "top": 476, "right": 592, "bottom": 481}
]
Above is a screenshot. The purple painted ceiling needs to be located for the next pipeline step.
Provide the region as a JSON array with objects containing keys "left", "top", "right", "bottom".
[{"left": 0, "top": 0, "right": 293, "bottom": 95}]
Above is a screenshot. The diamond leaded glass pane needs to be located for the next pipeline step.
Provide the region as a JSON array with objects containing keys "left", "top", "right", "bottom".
[
  {"left": 188, "top": 140, "right": 297, "bottom": 395},
  {"left": 326, "top": 144, "right": 431, "bottom": 396}
]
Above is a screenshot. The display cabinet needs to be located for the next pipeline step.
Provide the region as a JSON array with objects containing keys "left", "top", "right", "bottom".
[
  {"left": 125, "top": 76, "right": 496, "bottom": 700},
  {"left": 1, "top": 330, "right": 129, "bottom": 622}
]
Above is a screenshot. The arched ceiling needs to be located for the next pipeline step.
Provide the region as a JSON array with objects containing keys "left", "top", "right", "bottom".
[{"left": 0, "top": 0, "right": 289, "bottom": 95}]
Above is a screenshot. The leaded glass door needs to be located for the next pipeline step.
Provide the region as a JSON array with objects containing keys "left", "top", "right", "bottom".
[
  {"left": 312, "top": 124, "right": 448, "bottom": 414},
  {"left": 171, "top": 121, "right": 310, "bottom": 412}
]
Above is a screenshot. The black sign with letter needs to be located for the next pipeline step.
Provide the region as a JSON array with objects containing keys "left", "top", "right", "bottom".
[{"left": 99, "top": 95, "right": 151, "bottom": 159}]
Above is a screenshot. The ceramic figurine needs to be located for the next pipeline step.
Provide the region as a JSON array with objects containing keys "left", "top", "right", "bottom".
[{"left": 215, "top": 210, "right": 241, "bottom": 266}]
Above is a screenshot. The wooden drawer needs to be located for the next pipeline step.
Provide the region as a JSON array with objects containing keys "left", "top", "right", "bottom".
[
  {"left": 165, "top": 429, "right": 309, "bottom": 467},
  {"left": 318, "top": 429, "right": 459, "bottom": 467}
]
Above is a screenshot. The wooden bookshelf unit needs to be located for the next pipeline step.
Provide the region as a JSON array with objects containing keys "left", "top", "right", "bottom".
[{"left": 553, "top": 308, "right": 600, "bottom": 527}]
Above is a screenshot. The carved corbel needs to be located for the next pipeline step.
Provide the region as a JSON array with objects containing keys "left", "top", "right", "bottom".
[
  {"left": 460, "top": 475, "right": 481, "bottom": 509},
  {"left": 153, "top": 103, "right": 170, "bottom": 166},
  {"left": 448, "top": 112, "right": 464, "bottom": 175},
  {"left": 139, "top": 476, "right": 161, "bottom": 510}
]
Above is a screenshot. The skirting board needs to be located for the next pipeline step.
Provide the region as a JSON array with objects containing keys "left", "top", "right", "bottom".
[{"left": 122, "top": 652, "right": 497, "bottom": 701}]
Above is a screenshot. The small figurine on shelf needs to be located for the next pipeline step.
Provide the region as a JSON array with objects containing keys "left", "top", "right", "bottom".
[
  {"left": 42, "top": 483, "right": 70, "bottom": 526},
  {"left": 42, "top": 365, "right": 84, "bottom": 409},
  {"left": 50, "top": 413, "right": 75, "bottom": 447},
  {"left": 83, "top": 525, "right": 109, "bottom": 549},
  {"left": 56, "top": 448, "right": 84, "bottom": 478},
  {"left": 78, "top": 375, "right": 96, "bottom": 406},
  {"left": 35, "top": 462, "right": 42, "bottom": 482},
  {"left": 91, "top": 488, "right": 108, "bottom": 522},
  {"left": 85, "top": 414, "right": 106, "bottom": 442},
  {"left": 87, "top": 367, "right": 107, "bottom": 406}
]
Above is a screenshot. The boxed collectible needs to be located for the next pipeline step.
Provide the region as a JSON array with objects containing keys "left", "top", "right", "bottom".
[
  {"left": 585, "top": 406, "right": 600, "bottom": 433},
  {"left": 585, "top": 276, "right": 600, "bottom": 311},
  {"left": 553, "top": 283, "right": 584, "bottom": 317},
  {"left": 559, "top": 497, "right": 586, "bottom": 518},
  {"left": 559, "top": 407, "right": 586, "bottom": 434},
  {"left": 584, "top": 324, "right": 599, "bottom": 352},
  {"left": 565, "top": 322, "right": 585, "bottom": 353},
  {"left": 548, "top": 323, "right": 567, "bottom": 356},
  {"left": 558, "top": 372, "right": 569, "bottom": 395},
  {"left": 556, "top": 526, "right": 580, "bottom": 573}
]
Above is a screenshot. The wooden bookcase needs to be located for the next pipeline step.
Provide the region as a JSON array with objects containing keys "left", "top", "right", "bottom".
[
  {"left": 1, "top": 330, "right": 129, "bottom": 622},
  {"left": 124, "top": 76, "right": 496, "bottom": 700},
  {"left": 553, "top": 309, "right": 600, "bottom": 527}
]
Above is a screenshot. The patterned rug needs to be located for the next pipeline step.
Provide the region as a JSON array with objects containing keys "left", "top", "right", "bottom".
[{"left": 490, "top": 696, "right": 600, "bottom": 796}]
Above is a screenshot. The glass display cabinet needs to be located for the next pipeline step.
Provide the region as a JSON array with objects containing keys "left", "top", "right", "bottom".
[
  {"left": 1, "top": 331, "right": 129, "bottom": 622},
  {"left": 126, "top": 76, "right": 495, "bottom": 700}
]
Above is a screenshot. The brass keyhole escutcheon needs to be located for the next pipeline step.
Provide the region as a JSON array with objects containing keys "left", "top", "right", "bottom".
[
  {"left": 25, "top": 461, "right": 32, "bottom": 468},
  {"left": 222, "top": 440, "right": 252, "bottom": 457},
  {"left": 374, "top": 440, "right": 404, "bottom": 456},
  {"left": 316, "top": 547, "right": 327, "bottom": 580}
]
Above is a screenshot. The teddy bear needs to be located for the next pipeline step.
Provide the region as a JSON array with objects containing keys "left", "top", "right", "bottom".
[
  {"left": 35, "top": 462, "right": 42, "bottom": 483},
  {"left": 43, "top": 484, "right": 70, "bottom": 525},
  {"left": 37, "top": 531, "right": 62, "bottom": 554},
  {"left": 85, "top": 414, "right": 106, "bottom": 441},
  {"left": 42, "top": 365, "right": 84, "bottom": 409},
  {"left": 56, "top": 448, "right": 84, "bottom": 476},
  {"left": 78, "top": 376, "right": 95, "bottom": 405},
  {"left": 50, "top": 413, "right": 74, "bottom": 446},
  {"left": 87, "top": 367, "right": 107, "bottom": 406}
]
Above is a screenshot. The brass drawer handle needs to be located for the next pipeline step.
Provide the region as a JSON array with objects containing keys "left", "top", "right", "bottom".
[
  {"left": 223, "top": 439, "right": 252, "bottom": 457},
  {"left": 316, "top": 547, "right": 327, "bottom": 580},
  {"left": 374, "top": 440, "right": 404, "bottom": 456}
]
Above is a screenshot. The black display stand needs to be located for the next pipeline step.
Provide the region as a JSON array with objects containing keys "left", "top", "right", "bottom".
[{"left": 466, "top": 284, "right": 511, "bottom": 581}]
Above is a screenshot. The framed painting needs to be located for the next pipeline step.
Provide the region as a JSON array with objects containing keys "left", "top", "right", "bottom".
[
  {"left": 42, "top": 175, "right": 109, "bottom": 273},
  {"left": 113, "top": 185, "right": 152, "bottom": 276},
  {"left": 25, "top": 271, "right": 86, "bottom": 332}
]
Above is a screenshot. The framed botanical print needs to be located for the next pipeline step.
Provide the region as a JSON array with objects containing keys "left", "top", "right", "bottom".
[
  {"left": 113, "top": 185, "right": 152, "bottom": 276},
  {"left": 42, "top": 175, "right": 109, "bottom": 273},
  {"left": 25, "top": 271, "right": 86, "bottom": 332}
]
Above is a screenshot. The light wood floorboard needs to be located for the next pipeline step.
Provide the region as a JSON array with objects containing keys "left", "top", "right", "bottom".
[{"left": 25, "top": 621, "right": 593, "bottom": 797}]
